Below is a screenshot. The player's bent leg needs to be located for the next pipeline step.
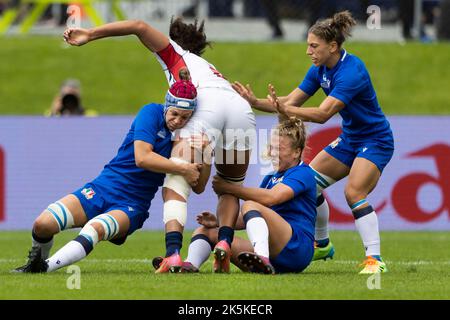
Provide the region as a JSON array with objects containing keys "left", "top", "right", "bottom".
[
  {"left": 310, "top": 150, "right": 350, "bottom": 261},
  {"left": 345, "top": 157, "right": 387, "bottom": 274},
  {"left": 241, "top": 200, "right": 292, "bottom": 259},
  {"left": 12, "top": 194, "right": 88, "bottom": 273},
  {"left": 311, "top": 195, "right": 335, "bottom": 261},
  {"left": 155, "top": 188, "right": 187, "bottom": 273},
  {"left": 182, "top": 227, "right": 217, "bottom": 273},
  {"left": 212, "top": 149, "right": 250, "bottom": 273},
  {"left": 44, "top": 211, "right": 126, "bottom": 273}
]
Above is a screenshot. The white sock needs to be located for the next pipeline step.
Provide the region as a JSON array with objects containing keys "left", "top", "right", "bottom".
[
  {"left": 315, "top": 196, "right": 329, "bottom": 241},
  {"left": 185, "top": 236, "right": 212, "bottom": 269},
  {"left": 46, "top": 240, "right": 88, "bottom": 272},
  {"left": 354, "top": 210, "right": 381, "bottom": 257},
  {"left": 32, "top": 237, "right": 54, "bottom": 260},
  {"left": 246, "top": 217, "right": 269, "bottom": 258}
]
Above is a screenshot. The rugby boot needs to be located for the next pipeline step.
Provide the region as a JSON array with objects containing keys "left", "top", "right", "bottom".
[
  {"left": 237, "top": 252, "right": 275, "bottom": 275},
  {"left": 12, "top": 247, "right": 48, "bottom": 273},
  {"left": 359, "top": 256, "right": 388, "bottom": 274},
  {"left": 213, "top": 240, "right": 231, "bottom": 273}
]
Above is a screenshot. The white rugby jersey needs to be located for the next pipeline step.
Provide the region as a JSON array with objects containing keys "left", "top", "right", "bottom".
[{"left": 154, "top": 39, "right": 233, "bottom": 90}]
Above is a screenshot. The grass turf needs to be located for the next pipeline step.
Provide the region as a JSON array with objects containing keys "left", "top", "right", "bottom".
[
  {"left": 1, "top": 36, "right": 449, "bottom": 115},
  {"left": 0, "top": 230, "right": 449, "bottom": 299}
]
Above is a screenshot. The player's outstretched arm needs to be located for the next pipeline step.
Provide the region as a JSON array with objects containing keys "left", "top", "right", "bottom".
[
  {"left": 64, "top": 20, "right": 169, "bottom": 52},
  {"left": 268, "top": 84, "right": 339, "bottom": 123}
]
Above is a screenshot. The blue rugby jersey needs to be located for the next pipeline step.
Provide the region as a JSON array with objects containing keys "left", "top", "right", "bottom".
[
  {"left": 92, "top": 103, "right": 173, "bottom": 210},
  {"left": 299, "top": 50, "right": 392, "bottom": 141},
  {"left": 259, "top": 162, "right": 317, "bottom": 241}
]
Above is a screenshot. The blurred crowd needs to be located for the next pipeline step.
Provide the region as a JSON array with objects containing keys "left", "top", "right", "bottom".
[{"left": 1, "top": 0, "right": 448, "bottom": 40}]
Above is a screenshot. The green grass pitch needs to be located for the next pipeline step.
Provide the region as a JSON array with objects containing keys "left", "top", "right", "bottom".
[
  {"left": 0, "top": 37, "right": 449, "bottom": 115},
  {"left": 1, "top": 230, "right": 449, "bottom": 299}
]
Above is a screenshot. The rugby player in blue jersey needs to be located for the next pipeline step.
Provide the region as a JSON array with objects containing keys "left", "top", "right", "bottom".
[
  {"left": 13, "top": 75, "right": 203, "bottom": 273},
  {"left": 176, "top": 119, "right": 317, "bottom": 274},
  {"left": 233, "top": 11, "right": 394, "bottom": 274}
]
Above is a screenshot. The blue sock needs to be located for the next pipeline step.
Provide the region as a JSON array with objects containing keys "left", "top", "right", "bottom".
[
  {"left": 218, "top": 226, "right": 234, "bottom": 247},
  {"left": 165, "top": 231, "right": 182, "bottom": 257},
  {"left": 371, "top": 255, "right": 382, "bottom": 261},
  {"left": 316, "top": 238, "right": 329, "bottom": 248}
]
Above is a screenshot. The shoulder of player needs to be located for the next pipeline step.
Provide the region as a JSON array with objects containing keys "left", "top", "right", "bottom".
[
  {"left": 136, "top": 103, "right": 165, "bottom": 119},
  {"left": 285, "top": 162, "right": 315, "bottom": 178},
  {"left": 335, "top": 57, "right": 367, "bottom": 83}
]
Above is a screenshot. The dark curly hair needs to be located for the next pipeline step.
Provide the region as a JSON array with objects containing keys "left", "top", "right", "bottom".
[{"left": 169, "top": 17, "right": 212, "bottom": 56}]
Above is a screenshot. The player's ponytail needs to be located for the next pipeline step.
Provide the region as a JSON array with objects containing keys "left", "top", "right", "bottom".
[
  {"left": 309, "top": 10, "right": 356, "bottom": 47},
  {"left": 169, "top": 17, "right": 212, "bottom": 56}
]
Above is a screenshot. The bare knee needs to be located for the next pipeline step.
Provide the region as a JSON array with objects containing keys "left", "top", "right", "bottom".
[
  {"left": 33, "top": 214, "right": 59, "bottom": 238},
  {"left": 344, "top": 185, "right": 366, "bottom": 206},
  {"left": 241, "top": 200, "right": 261, "bottom": 214}
]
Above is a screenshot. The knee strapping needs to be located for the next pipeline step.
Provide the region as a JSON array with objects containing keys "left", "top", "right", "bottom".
[
  {"left": 163, "top": 157, "right": 192, "bottom": 200},
  {"left": 46, "top": 201, "right": 74, "bottom": 231},
  {"left": 310, "top": 167, "right": 336, "bottom": 196},
  {"left": 163, "top": 200, "right": 187, "bottom": 226},
  {"left": 80, "top": 214, "right": 119, "bottom": 245}
]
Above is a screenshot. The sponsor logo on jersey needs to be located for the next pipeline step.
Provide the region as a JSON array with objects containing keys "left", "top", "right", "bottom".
[
  {"left": 81, "top": 187, "right": 95, "bottom": 200},
  {"left": 271, "top": 176, "right": 284, "bottom": 184},
  {"left": 321, "top": 74, "right": 331, "bottom": 89},
  {"left": 157, "top": 130, "right": 166, "bottom": 139}
]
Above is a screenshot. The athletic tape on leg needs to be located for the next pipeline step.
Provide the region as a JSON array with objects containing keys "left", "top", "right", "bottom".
[
  {"left": 163, "top": 157, "right": 192, "bottom": 200},
  {"left": 84, "top": 214, "right": 119, "bottom": 241},
  {"left": 163, "top": 200, "right": 187, "bottom": 226},
  {"left": 310, "top": 167, "right": 336, "bottom": 196},
  {"left": 46, "top": 201, "right": 75, "bottom": 231}
]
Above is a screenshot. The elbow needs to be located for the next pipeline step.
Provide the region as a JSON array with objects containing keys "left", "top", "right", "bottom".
[
  {"left": 260, "top": 194, "right": 278, "bottom": 207},
  {"left": 134, "top": 20, "right": 149, "bottom": 35},
  {"left": 192, "top": 181, "right": 208, "bottom": 194},
  {"left": 316, "top": 113, "right": 331, "bottom": 124},
  {"left": 135, "top": 156, "right": 145, "bottom": 169},
  {"left": 192, "top": 185, "right": 205, "bottom": 195}
]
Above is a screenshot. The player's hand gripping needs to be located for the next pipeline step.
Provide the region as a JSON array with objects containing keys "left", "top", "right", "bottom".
[
  {"left": 181, "top": 163, "right": 202, "bottom": 187},
  {"left": 232, "top": 81, "right": 258, "bottom": 106},
  {"left": 212, "top": 175, "right": 235, "bottom": 196},
  {"left": 63, "top": 28, "right": 91, "bottom": 46},
  {"left": 196, "top": 211, "right": 219, "bottom": 228}
]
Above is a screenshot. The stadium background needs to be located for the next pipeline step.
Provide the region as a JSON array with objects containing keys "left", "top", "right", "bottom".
[{"left": 0, "top": 0, "right": 449, "bottom": 300}]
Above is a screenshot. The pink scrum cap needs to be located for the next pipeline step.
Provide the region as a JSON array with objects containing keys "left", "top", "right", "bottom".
[{"left": 164, "top": 80, "right": 198, "bottom": 114}]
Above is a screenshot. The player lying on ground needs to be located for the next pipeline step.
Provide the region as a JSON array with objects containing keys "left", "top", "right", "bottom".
[
  {"left": 64, "top": 18, "right": 256, "bottom": 273},
  {"left": 233, "top": 11, "right": 394, "bottom": 274},
  {"left": 13, "top": 76, "right": 203, "bottom": 273},
  {"left": 153, "top": 119, "right": 317, "bottom": 274}
]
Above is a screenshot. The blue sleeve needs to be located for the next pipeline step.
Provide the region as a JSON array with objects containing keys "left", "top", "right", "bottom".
[
  {"left": 329, "top": 69, "right": 366, "bottom": 106},
  {"left": 280, "top": 169, "right": 308, "bottom": 197},
  {"left": 298, "top": 65, "right": 320, "bottom": 96},
  {"left": 133, "top": 105, "right": 161, "bottom": 146},
  {"left": 259, "top": 175, "right": 272, "bottom": 188}
]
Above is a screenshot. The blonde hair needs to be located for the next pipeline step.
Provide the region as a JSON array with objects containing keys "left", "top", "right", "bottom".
[
  {"left": 263, "top": 118, "right": 308, "bottom": 160},
  {"left": 308, "top": 10, "right": 357, "bottom": 47},
  {"left": 277, "top": 118, "right": 307, "bottom": 152}
]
